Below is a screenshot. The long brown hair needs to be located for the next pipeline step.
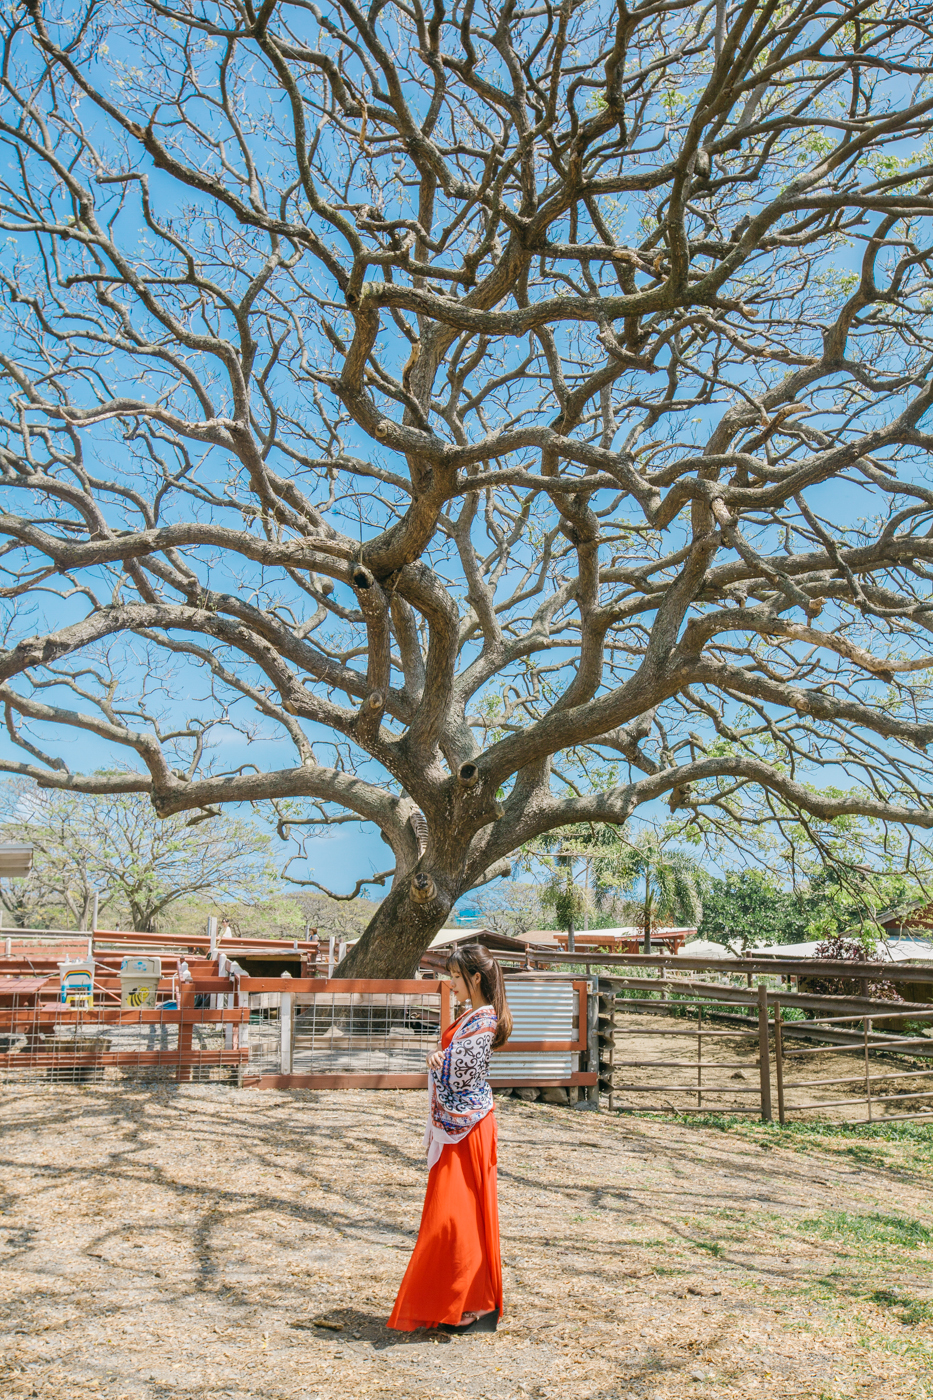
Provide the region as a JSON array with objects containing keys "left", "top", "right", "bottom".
[{"left": 446, "top": 943, "right": 513, "bottom": 1049}]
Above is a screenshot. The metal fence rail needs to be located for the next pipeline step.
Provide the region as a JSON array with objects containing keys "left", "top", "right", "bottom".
[
  {"left": 598, "top": 976, "right": 933, "bottom": 1124},
  {"left": 774, "top": 1005, "right": 933, "bottom": 1125}
]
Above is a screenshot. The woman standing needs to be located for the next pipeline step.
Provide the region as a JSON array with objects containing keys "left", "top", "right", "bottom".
[{"left": 388, "top": 943, "right": 512, "bottom": 1334}]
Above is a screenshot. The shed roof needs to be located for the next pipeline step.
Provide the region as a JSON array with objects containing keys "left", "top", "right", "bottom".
[
  {"left": 677, "top": 938, "right": 739, "bottom": 959},
  {"left": 428, "top": 927, "right": 531, "bottom": 953},
  {"left": 750, "top": 937, "right": 933, "bottom": 961}
]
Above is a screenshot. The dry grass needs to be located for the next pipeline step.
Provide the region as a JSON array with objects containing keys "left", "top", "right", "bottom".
[{"left": 1, "top": 1084, "right": 932, "bottom": 1400}]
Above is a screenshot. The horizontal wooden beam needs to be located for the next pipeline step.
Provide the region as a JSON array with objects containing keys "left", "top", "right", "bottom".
[
  {"left": 0, "top": 1007, "right": 249, "bottom": 1028},
  {"left": 239, "top": 976, "right": 433, "bottom": 994},
  {"left": 243, "top": 1072, "right": 430, "bottom": 1089},
  {"left": 524, "top": 950, "right": 933, "bottom": 983},
  {"left": 603, "top": 975, "right": 933, "bottom": 1017},
  {"left": 0, "top": 1050, "right": 249, "bottom": 1067},
  {"left": 242, "top": 1070, "right": 598, "bottom": 1090}
]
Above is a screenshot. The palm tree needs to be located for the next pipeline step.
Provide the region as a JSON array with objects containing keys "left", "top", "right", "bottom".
[
  {"left": 539, "top": 854, "right": 590, "bottom": 952},
  {"left": 605, "top": 834, "right": 707, "bottom": 955},
  {"left": 526, "top": 824, "right": 706, "bottom": 955}
]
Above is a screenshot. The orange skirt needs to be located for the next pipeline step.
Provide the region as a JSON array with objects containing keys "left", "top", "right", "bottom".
[{"left": 388, "top": 1110, "right": 502, "bottom": 1330}]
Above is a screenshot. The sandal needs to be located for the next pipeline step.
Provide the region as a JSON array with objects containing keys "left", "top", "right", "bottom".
[{"left": 438, "top": 1308, "right": 499, "bottom": 1335}]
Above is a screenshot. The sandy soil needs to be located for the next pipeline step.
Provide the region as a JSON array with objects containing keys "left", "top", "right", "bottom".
[{"left": 1, "top": 1084, "right": 932, "bottom": 1400}]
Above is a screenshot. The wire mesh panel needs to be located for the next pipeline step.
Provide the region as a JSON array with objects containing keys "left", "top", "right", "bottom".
[
  {"left": 291, "top": 990, "right": 441, "bottom": 1074},
  {"left": 240, "top": 977, "right": 447, "bottom": 1086},
  {"left": 241, "top": 975, "right": 595, "bottom": 1089},
  {"left": 0, "top": 976, "right": 250, "bottom": 1085}
]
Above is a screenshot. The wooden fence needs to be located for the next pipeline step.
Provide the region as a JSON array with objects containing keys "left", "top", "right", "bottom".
[{"left": 0, "top": 963, "right": 597, "bottom": 1092}]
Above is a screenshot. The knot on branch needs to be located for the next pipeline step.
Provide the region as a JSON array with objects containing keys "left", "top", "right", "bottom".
[
  {"left": 366, "top": 690, "right": 384, "bottom": 710},
  {"left": 668, "top": 783, "right": 692, "bottom": 812},
  {"left": 374, "top": 420, "right": 390, "bottom": 440},
  {"left": 410, "top": 872, "right": 437, "bottom": 904},
  {"left": 457, "top": 760, "right": 480, "bottom": 788}
]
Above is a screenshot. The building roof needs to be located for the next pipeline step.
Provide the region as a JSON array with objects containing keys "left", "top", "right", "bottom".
[
  {"left": 528, "top": 926, "right": 695, "bottom": 945},
  {"left": 427, "top": 927, "right": 532, "bottom": 953},
  {"left": 519, "top": 929, "right": 563, "bottom": 947},
  {"left": 751, "top": 937, "right": 933, "bottom": 962},
  {"left": 677, "top": 938, "right": 738, "bottom": 959},
  {"left": 874, "top": 900, "right": 933, "bottom": 930}
]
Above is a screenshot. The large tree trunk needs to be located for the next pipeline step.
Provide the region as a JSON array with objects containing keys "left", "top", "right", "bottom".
[{"left": 335, "top": 878, "right": 454, "bottom": 978}]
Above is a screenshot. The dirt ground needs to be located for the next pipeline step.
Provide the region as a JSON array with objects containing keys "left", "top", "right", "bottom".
[{"left": 1, "top": 1085, "right": 932, "bottom": 1400}]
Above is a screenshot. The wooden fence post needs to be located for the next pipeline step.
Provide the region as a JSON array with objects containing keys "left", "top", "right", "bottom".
[
  {"left": 758, "top": 984, "right": 773, "bottom": 1123},
  {"left": 773, "top": 1001, "right": 785, "bottom": 1125},
  {"left": 176, "top": 973, "right": 195, "bottom": 1083},
  {"left": 585, "top": 978, "right": 599, "bottom": 1106},
  {"left": 280, "top": 972, "right": 293, "bottom": 1076}
]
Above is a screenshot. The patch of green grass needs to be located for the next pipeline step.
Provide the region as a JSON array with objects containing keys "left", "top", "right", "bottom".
[
  {"left": 870, "top": 1287, "right": 933, "bottom": 1326},
  {"left": 843, "top": 1143, "right": 892, "bottom": 1168},
  {"left": 800, "top": 1210, "right": 933, "bottom": 1250},
  {"left": 653, "top": 1111, "right": 933, "bottom": 1176}
]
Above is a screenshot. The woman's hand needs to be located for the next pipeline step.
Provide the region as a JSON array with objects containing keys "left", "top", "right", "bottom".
[{"left": 426, "top": 1047, "right": 445, "bottom": 1072}]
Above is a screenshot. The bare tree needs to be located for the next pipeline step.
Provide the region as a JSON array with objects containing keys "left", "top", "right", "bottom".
[
  {"left": 0, "top": 778, "right": 277, "bottom": 931},
  {"left": 1, "top": 1, "right": 933, "bottom": 974}
]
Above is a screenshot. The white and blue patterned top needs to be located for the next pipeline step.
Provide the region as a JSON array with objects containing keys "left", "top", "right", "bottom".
[{"left": 424, "top": 1004, "right": 497, "bottom": 1169}]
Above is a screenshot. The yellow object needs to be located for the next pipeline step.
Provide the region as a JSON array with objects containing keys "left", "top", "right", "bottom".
[{"left": 59, "top": 960, "right": 95, "bottom": 1008}]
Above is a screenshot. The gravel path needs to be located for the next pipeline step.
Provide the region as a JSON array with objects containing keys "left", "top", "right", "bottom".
[{"left": 1, "top": 1085, "right": 932, "bottom": 1400}]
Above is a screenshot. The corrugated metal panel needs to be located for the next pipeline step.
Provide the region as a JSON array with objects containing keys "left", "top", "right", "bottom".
[
  {"left": 503, "top": 981, "right": 574, "bottom": 1035},
  {"left": 490, "top": 980, "right": 577, "bottom": 1082},
  {"left": 490, "top": 1053, "right": 573, "bottom": 1080}
]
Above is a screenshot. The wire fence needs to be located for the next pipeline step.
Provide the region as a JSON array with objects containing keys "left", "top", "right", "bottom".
[
  {"left": 0, "top": 966, "right": 598, "bottom": 1093},
  {"left": 0, "top": 990, "right": 248, "bottom": 1085},
  {"left": 246, "top": 988, "right": 444, "bottom": 1079}
]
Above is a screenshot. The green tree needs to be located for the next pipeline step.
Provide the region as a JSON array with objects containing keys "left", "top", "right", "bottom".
[
  {"left": 522, "top": 822, "right": 624, "bottom": 946},
  {"left": 699, "top": 871, "right": 812, "bottom": 951},
  {"left": 698, "top": 864, "right": 926, "bottom": 952},
  {"left": 0, "top": 779, "right": 277, "bottom": 931},
  {"left": 539, "top": 858, "right": 590, "bottom": 951}
]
